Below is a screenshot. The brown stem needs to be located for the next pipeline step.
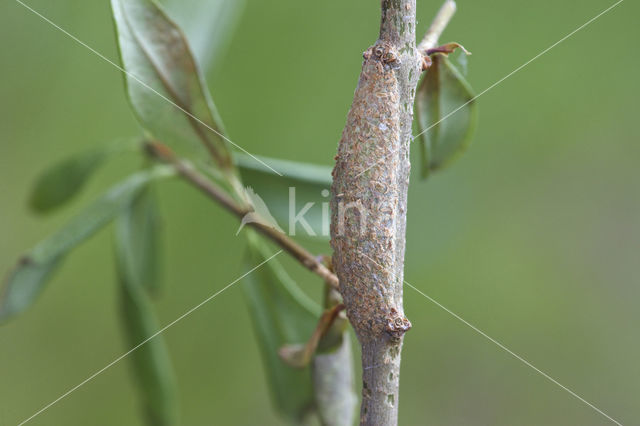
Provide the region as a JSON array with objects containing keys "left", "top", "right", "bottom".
[
  {"left": 278, "top": 303, "right": 346, "bottom": 368},
  {"left": 146, "top": 141, "right": 339, "bottom": 290}
]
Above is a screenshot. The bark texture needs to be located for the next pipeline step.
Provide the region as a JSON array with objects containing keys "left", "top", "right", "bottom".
[{"left": 330, "top": 0, "right": 420, "bottom": 424}]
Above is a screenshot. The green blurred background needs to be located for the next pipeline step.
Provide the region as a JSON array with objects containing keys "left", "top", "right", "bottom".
[{"left": 1, "top": 0, "right": 638, "bottom": 424}]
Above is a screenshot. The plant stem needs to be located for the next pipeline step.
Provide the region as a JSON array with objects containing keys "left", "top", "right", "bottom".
[
  {"left": 145, "top": 141, "right": 339, "bottom": 289},
  {"left": 418, "top": 0, "right": 457, "bottom": 53},
  {"left": 330, "top": 1, "right": 456, "bottom": 424}
]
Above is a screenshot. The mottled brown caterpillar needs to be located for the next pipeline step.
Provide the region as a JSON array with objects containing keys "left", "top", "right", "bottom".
[
  {"left": 329, "top": 1, "right": 458, "bottom": 423},
  {"left": 330, "top": 37, "right": 420, "bottom": 425},
  {"left": 330, "top": 41, "right": 411, "bottom": 342}
]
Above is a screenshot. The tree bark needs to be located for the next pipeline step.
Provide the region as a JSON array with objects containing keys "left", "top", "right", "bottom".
[{"left": 330, "top": 1, "right": 419, "bottom": 424}]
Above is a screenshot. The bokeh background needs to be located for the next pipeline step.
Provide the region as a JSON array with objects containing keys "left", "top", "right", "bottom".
[{"left": 1, "top": 0, "right": 638, "bottom": 424}]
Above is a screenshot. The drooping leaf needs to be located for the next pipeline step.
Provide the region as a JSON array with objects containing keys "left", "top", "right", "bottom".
[
  {"left": 115, "top": 189, "right": 178, "bottom": 426},
  {"left": 242, "top": 231, "right": 320, "bottom": 422},
  {"left": 115, "top": 186, "right": 163, "bottom": 295},
  {"left": 277, "top": 287, "right": 356, "bottom": 425},
  {"left": 312, "top": 288, "right": 356, "bottom": 426},
  {"left": 28, "top": 140, "right": 141, "bottom": 213},
  {"left": 235, "top": 154, "right": 333, "bottom": 240},
  {"left": 416, "top": 53, "right": 478, "bottom": 179},
  {"left": 0, "top": 166, "right": 175, "bottom": 322},
  {"left": 160, "top": 0, "right": 245, "bottom": 71},
  {"left": 312, "top": 337, "right": 357, "bottom": 426},
  {"left": 111, "top": 0, "right": 233, "bottom": 171}
]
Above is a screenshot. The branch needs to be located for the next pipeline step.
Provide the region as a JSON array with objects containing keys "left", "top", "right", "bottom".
[
  {"left": 417, "top": 0, "right": 457, "bottom": 53},
  {"left": 145, "top": 142, "right": 339, "bottom": 290}
]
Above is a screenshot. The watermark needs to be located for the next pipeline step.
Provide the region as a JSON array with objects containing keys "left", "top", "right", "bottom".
[
  {"left": 235, "top": 186, "right": 369, "bottom": 238},
  {"left": 236, "top": 187, "right": 284, "bottom": 235}
]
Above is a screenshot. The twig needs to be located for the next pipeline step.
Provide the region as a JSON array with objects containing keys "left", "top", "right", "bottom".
[
  {"left": 418, "top": 0, "right": 457, "bottom": 53},
  {"left": 279, "top": 303, "right": 346, "bottom": 368},
  {"left": 145, "top": 141, "right": 339, "bottom": 290}
]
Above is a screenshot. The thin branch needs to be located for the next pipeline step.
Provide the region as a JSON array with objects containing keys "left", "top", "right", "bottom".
[
  {"left": 279, "top": 303, "right": 346, "bottom": 368},
  {"left": 418, "top": 0, "right": 457, "bottom": 53},
  {"left": 145, "top": 142, "right": 339, "bottom": 290}
]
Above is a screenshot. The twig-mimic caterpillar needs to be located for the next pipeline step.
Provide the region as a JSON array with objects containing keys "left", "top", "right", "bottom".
[{"left": 331, "top": 41, "right": 412, "bottom": 342}]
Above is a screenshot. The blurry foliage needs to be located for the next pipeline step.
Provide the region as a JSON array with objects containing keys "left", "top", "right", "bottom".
[
  {"left": 115, "top": 187, "right": 178, "bottom": 426},
  {"left": 1, "top": 0, "right": 361, "bottom": 425},
  {"left": 1, "top": 166, "right": 174, "bottom": 322}
]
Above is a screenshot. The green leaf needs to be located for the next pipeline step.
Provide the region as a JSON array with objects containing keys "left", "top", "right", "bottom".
[
  {"left": 111, "top": 0, "right": 233, "bottom": 170},
  {"left": 28, "top": 141, "right": 140, "bottom": 214},
  {"left": 235, "top": 154, "right": 333, "bottom": 240},
  {"left": 160, "top": 0, "right": 245, "bottom": 71},
  {"left": 115, "top": 186, "right": 163, "bottom": 295},
  {"left": 0, "top": 166, "right": 175, "bottom": 322},
  {"left": 29, "top": 150, "right": 107, "bottom": 213},
  {"left": 115, "top": 189, "right": 178, "bottom": 426},
  {"left": 242, "top": 232, "right": 320, "bottom": 422},
  {"left": 416, "top": 54, "right": 478, "bottom": 179}
]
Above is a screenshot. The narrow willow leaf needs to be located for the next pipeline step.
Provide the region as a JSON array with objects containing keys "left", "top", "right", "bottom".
[
  {"left": 115, "top": 190, "right": 178, "bottom": 426},
  {"left": 416, "top": 54, "right": 478, "bottom": 179},
  {"left": 160, "top": 0, "right": 245, "bottom": 71},
  {"left": 29, "top": 150, "right": 107, "bottom": 213},
  {"left": 0, "top": 166, "right": 174, "bottom": 322},
  {"left": 116, "top": 186, "right": 163, "bottom": 295},
  {"left": 242, "top": 231, "right": 320, "bottom": 422},
  {"left": 235, "top": 153, "right": 333, "bottom": 240},
  {"left": 111, "top": 0, "right": 232, "bottom": 170},
  {"left": 28, "top": 140, "right": 140, "bottom": 213}
]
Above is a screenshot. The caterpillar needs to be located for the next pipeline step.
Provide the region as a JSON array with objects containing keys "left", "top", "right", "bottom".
[{"left": 330, "top": 41, "right": 412, "bottom": 342}]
